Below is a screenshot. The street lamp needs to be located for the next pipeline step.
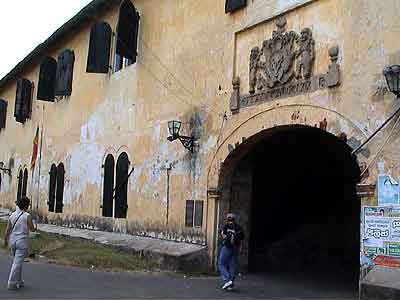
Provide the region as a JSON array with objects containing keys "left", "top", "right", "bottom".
[
  {"left": 383, "top": 65, "right": 400, "bottom": 96},
  {"left": 0, "top": 162, "right": 11, "bottom": 176},
  {"left": 167, "top": 120, "right": 194, "bottom": 153}
]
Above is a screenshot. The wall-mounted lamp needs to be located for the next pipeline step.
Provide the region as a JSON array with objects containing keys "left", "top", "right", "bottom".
[
  {"left": 383, "top": 65, "right": 400, "bottom": 97},
  {"left": 353, "top": 65, "right": 400, "bottom": 156},
  {"left": 167, "top": 120, "right": 194, "bottom": 153},
  {"left": 0, "top": 162, "right": 11, "bottom": 176}
]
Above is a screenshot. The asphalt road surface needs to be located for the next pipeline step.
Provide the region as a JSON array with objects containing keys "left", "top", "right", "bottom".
[{"left": 0, "top": 252, "right": 357, "bottom": 299}]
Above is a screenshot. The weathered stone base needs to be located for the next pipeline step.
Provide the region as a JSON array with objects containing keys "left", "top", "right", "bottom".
[
  {"left": 360, "top": 266, "right": 400, "bottom": 300},
  {"left": 29, "top": 210, "right": 206, "bottom": 246},
  {"left": 360, "top": 283, "right": 400, "bottom": 300}
]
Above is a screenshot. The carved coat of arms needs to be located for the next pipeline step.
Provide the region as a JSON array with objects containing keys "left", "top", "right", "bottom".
[
  {"left": 229, "top": 16, "right": 340, "bottom": 112},
  {"left": 249, "top": 17, "right": 315, "bottom": 93}
]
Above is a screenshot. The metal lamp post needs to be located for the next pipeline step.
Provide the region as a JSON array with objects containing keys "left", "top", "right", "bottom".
[{"left": 167, "top": 120, "right": 194, "bottom": 153}]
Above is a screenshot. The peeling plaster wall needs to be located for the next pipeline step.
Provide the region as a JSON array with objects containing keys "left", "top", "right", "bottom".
[{"left": 0, "top": 0, "right": 399, "bottom": 254}]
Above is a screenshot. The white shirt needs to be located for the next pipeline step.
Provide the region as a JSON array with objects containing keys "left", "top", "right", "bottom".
[{"left": 9, "top": 208, "right": 30, "bottom": 241}]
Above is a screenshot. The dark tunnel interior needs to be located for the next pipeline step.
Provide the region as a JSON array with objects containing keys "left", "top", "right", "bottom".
[{"left": 231, "top": 125, "right": 361, "bottom": 289}]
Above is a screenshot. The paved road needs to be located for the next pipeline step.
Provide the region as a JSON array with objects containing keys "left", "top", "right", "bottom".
[{"left": 0, "top": 252, "right": 357, "bottom": 299}]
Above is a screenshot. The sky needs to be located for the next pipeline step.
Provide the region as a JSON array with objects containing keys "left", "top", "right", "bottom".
[{"left": 0, "top": 0, "right": 93, "bottom": 79}]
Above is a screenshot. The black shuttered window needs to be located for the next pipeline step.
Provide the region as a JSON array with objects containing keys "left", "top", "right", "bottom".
[
  {"left": 55, "top": 49, "right": 75, "bottom": 96},
  {"left": 14, "top": 79, "right": 32, "bottom": 124},
  {"left": 225, "top": 0, "right": 247, "bottom": 13},
  {"left": 116, "top": 0, "right": 140, "bottom": 65},
  {"left": 185, "top": 200, "right": 194, "bottom": 227},
  {"left": 87, "top": 22, "right": 112, "bottom": 74},
  {"left": 0, "top": 99, "right": 7, "bottom": 130},
  {"left": 37, "top": 57, "right": 57, "bottom": 101}
]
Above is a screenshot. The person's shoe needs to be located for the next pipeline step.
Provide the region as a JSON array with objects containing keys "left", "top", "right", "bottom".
[
  {"left": 17, "top": 281, "right": 24, "bottom": 288},
  {"left": 7, "top": 283, "right": 17, "bottom": 290},
  {"left": 227, "top": 286, "right": 234, "bottom": 291},
  {"left": 222, "top": 280, "right": 233, "bottom": 289}
]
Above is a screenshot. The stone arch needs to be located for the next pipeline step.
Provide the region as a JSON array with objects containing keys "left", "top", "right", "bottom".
[
  {"left": 205, "top": 104, "right": 367, "bottom": 268},
  {"left": 207, "top": 104, "right": 367, "bottom": 191}
]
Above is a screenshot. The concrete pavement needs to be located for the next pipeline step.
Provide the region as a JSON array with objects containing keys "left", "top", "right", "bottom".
[{"left": 0, "top": 251, "right": 356, "bottom": 300}]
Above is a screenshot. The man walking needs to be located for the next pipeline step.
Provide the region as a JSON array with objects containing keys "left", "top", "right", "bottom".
[{"left": 218, "top": 213, "right": 244, "bottom": 290}]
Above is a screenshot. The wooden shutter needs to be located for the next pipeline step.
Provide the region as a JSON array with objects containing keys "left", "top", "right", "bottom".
[
  {"left": 55, "top": 49, "right": 75, "bottom": 96},
  {"left": 87, "top": 22, "right": 112, "bottom": 74},
  {"left": 37, "top": 57, "right": 57, "bottom": 101},
  {"left": 14, "top": 79, "right": 32, "bottom": 123},
  {"left": 22, "top": 169, "right": 28, "bottom": 198},
  {"left": 55, "top": 163, "right": 65, "bottom": 213},
  {"left": 116, "top": 0, "right": 140, "bottom": 61},
  {"left": 185, "top": 200, "right": 194, "bottom": 227},
  {"left": 115, "top": 152, "right": 129, "bottom": 218},
  {"left": 17, "top": 170, "right": 23, "bottom": 202},
  {"left": 225, "top": 0, "right": 247, "bottom": 13},
  {"left": 0, "top": 99, "right": 7, "bottom": 130},
  {"left": 48, "top": 164, "right": 57, "bottom": 212},
  {"left": 102, "top": 154, "right": 115, "bottom": 217},
  {"left": 131, "top": 11, "right": 140, "bottom": 64},
  {"left": 194, "top": 201, "right": 204, "bottom": 227}
]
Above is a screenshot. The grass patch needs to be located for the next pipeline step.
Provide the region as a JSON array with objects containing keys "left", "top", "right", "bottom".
[{"left": 0, "top": 221, "right": 160, "bottom": 272}]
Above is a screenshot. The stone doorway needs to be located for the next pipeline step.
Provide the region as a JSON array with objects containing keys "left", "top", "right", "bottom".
[{"left": 218, "top": 125, "right": 361, "bottom": 291}]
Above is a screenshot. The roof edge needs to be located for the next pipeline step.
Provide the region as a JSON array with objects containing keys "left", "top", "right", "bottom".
[{"left": 0, "top": 0, "right": 121, "bottom": 91}]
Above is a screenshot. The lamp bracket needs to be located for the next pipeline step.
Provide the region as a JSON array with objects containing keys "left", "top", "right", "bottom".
[{"left": 167, "top": 134, "right": 194, "bottom": 153}]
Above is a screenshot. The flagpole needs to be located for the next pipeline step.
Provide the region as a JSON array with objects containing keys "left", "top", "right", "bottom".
[{"left": 36, "top": 105, "right": 44, "bottom": 223}]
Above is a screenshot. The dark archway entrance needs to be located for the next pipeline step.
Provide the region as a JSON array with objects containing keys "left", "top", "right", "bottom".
[{"left": 219, "top": 125, "right": 360, "bottom": 292}]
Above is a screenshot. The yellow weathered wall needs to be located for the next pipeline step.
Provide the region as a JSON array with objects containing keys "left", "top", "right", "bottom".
[{"left": 0, "top": 0, "right": 400, "bottom": 257}]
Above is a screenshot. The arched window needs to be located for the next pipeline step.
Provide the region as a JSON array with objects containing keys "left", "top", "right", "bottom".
[
  {"left": 115, "top": 152, "right": 129, "bottom": 218},
  {"left": 17, "top": 169, "right": 23, "bottom": 202},
  {"left": 114, "top": 0, "right": 140, "bottom": 71},
  {"left": 37, "top": 57, "right": 57, "bottom": 101},
  {"left": 14, "top": 79, "right": 32, "bottom": 124},
  {"left": 0, "top": 99, "right": 7, "bottom": 131},
  {"left": 55, "top": 49, "right": 75, "bottom": 96},
  {"left": 22, "top": 168, "right": 28, "bottom": 198},
  {"left": 102, "top": 154, "right": 115, "bottom": 217},
  {"left": 87, "top": 22, "right": 112, "bottom": 74},
  {"left": 48, "top": 164, "right": 57, "bottom": 212},
  {"left": 55, "top": 163, "right": 65, "bottom": 213}
]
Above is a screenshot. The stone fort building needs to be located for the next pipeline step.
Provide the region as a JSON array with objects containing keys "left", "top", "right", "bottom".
[{"left": 0, "top": 0, "right": 399, "bottom": 290}]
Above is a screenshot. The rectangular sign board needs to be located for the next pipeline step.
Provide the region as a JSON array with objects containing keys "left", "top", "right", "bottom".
[{"left": 363, "top": 206, "right": 400, "bottom": 257}]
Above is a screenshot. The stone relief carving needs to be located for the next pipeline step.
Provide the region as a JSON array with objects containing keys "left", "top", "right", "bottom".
[
  {"left": 295, "top": 28, "right": 315, "bottom": 80},
  {"left": 231, "top": 16, "right": 340, "bottom": 113}
]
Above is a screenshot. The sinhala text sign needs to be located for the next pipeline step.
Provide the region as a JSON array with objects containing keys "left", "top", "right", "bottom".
[{"left": 363, "top": 206, "right": 400, "bottom": 257}]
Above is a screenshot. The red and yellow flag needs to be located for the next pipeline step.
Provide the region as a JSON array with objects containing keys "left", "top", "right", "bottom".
[{"left": 30, "top": 127, "right": 39, "bottom": 170}]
